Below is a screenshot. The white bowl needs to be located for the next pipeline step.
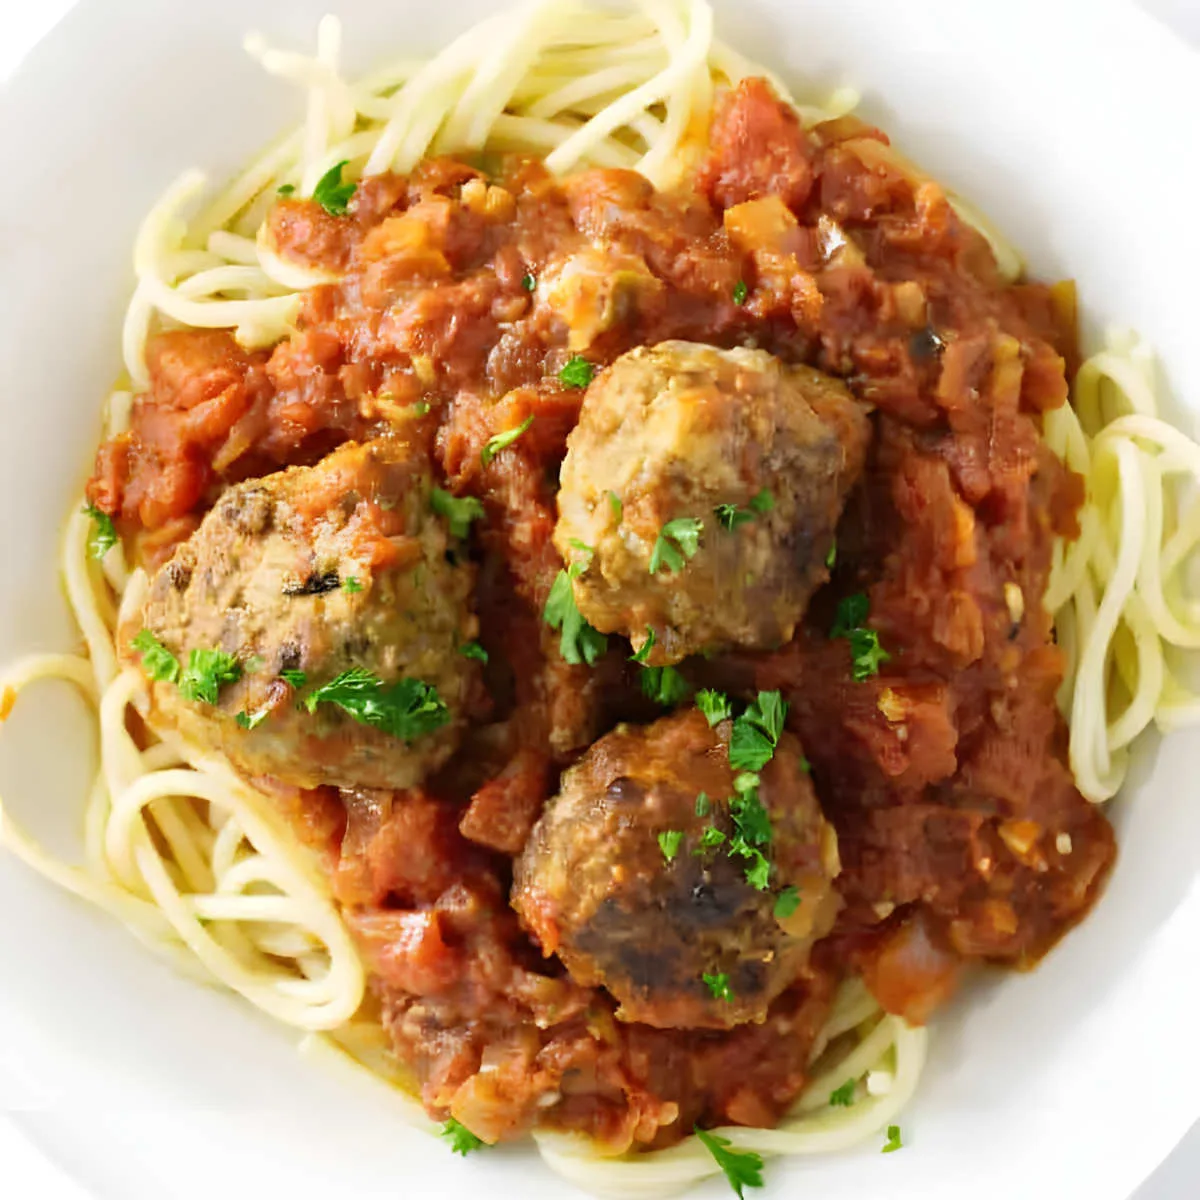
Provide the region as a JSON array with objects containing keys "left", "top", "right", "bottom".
[{"left": 1, "top": 1, "right": 1198, "bottom": 1197}]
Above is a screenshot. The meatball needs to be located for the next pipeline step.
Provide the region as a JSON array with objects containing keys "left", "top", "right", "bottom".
[
  {"left": 554, "top": 341, "right": 871, "bottom": 664},
  {"left": 125, "top": 438, "right": 479, "bottom": 790},
  {"left": 512, "top": 709, "right": 841, "bottom": 1029}
]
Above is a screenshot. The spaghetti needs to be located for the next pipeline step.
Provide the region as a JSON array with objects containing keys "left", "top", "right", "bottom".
[{"left": 0, "top": 1, "right": 1197, "bottom": 1195}]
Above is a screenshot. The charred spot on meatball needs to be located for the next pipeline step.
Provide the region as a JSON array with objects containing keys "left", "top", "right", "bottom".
[
  {"left": 512, "top": 708, "right": 841, "bottom": 1030},
  {"left": 126, "top": 437, "right": 481, "bottom": 791},
  {"left": 553, "top": 340, "right": 871, "bottom": 665}
]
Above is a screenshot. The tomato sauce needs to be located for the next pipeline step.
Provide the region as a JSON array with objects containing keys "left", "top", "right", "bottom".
[{"left": 87, "top": 78, "right": 1114, "bottom": 1147}]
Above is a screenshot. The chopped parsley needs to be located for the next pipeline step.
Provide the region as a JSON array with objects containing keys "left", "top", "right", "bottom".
[
  {"left": 774, "top": 886, "right": 801, "bottom": 920},
  {"left": 830, "top": 593, "right": 890, "bottom": 681},
  {"left": 826, "top": 537, "right": 837, "bottom": 569},
  {"left": 640, "top": 665, "right": 690, "bottom": 707},
  {"left": 732, "top": 280, "right": 749, "bottom": 306},
  {"left": 658, "top": 830, "right": 684, "bottom": 862},
  {"left": 279, "top": 669, "right": 307, "bottom": 689},
  {"left": 702, "top": 972, "right": 733, "bottom": 1003},
  {"left": 543, "top": 564, "right": 607, "bottom": 665},
  {"left": 714, "top": 502, "right": 754, "bottom": 532},
  {"left": 696, "top": 689, "right": 732, "bottom": 727},
  {"left": 481, "top": 414, "right": 534, "bottom": 467},
  {"left": 748, "top": 489, "right": 773, "bottom": 515},
  {"left": 439, "top": 1118, "right": 485, "bottom": 1156},
  {"left": 341, "top": 576, "right": 364, "bottom": 594},
  {"left": 649, "top": 517, "right": 703, "bottom": 575},
  {"left": 82, "top": 503, "right": 117, "bottom": 560},
  {"left": 729, "top": 779, "right": 774, "bottom": 891},
  {"left": 235, "top": 709, "right": 268, "bottom": 731},
  {"left": 431, "top": 487, "right": 486, "bottom": 538},
  {"left": 608, "top": 490, "right": 623, "bottom": 521},
  {"left": 558, "top": 355, "right": 595, "bottom": 389},
  {"left": 695, "top": 791, "right": 711, "bottom": 817},
  {"left": 521, "top": 273, "right": 536, "bottom": 292},
  {"left": 629, "top": 627, "right": 656, "bottom": 664},
  {"left": 179, "top": 649, "right": 243, "bottom": 705},
  {"left": 881, "top": 1124, "right": 903, "bottom": 1154},
  {"left": 304, "top": 668, "right": 450, "bottom": 741},
  {"left": 694, "top": 1126, "right": 764, "bottom": 1199},
  {"left": 828, "top": 1079, "right": 856, "bottom": 1107},
  {"left": 697, "top": 826, "right": 727, "bottom": 851},
  {"left": 276, "top": 183, "right": 296, "bottom": 196},
  {"left": 728, "top": 691, "right": 787, "bottom": 772},
  {"left": 411, "top": 400, "right": 431, "bottom": 417},
  {"left": 312, "top": 160, "right": 356, "bottom": 216},
  {"left": 131, "top": 630, "right": 180, "bottom": 684},
  {"left": 567, "top": 538, "right": 595, "bottom": 563},
  {"left": 459, "top": 641, "right": 488, "bottom": 663}
]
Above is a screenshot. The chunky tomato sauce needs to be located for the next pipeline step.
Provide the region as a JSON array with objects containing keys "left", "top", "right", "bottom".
[{"left": 89, "top": 79, "right": 1114, "bottom": 1148}]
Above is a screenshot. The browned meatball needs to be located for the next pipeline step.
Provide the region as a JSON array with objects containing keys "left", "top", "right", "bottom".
[
  {"left": 512, "top": 708, "right": 841, "bottom": 1030},
  {"left": 554, "top": 341, "right": 871, "bottom": 664},
  {"left": 124, "top": 438, "right": 479, "bottom": 790}
]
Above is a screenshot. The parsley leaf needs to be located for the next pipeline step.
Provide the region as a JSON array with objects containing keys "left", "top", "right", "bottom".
[
  {"left": 521, "top": 273, "right": 536, "bottom": 292},
  {"left": 695, "top": 791, "right": 711, "bottom": 817},
  {"left": 179, "top": 649, "right": 243, "bottom": 705},
  {"left": 82, "top": 503, "right": 117, "bottom": 560},
  {"left": 697, "top": 826, "right": 727, "bottom": 851},
  {"left": 608, "top": 490, "right": 623, "bottom": 521},
  {"left": 848, "top": 627, "right": 891, "bottom": 681},
  {"left": 732, "top": 280, "right": 749, "bottom": 306},
  {"left": 558, "top": 356, "right": 595, "bottom": 389},
  {"left": 481, "top": 415, "right": 534, "bottom": 467},
  {"left": 279, "top": 669, "right": 307, "bottom": 689},
  {"left": 277, "top": 183, "right": 296, "bottom": 196},
  {"left": 640, "top": 665, "right": 690, "bottom": 707},
  {"left": 748, "top": 489, "right": 773, "bottom": 514},
  {"left": 702, "top": 972, "right": 733, "bottom": 1003},
  {"left": 342, "top": 576, "right": 364, "bottom": 594},
  {"left": 714, "top": 502, "right": 754, "bottom": 532},
  {"left": 831, "top": 593, "right": 870, "bottom": 638},
  {"left": 882, "top": 1124, "right": 903, "bottom": 1154},
  {"left": 774, "top": 886, "right": 801, "bottom": 920},
  {"left": 830, "top": 594, "right": 890, "bottom": 680},
  {"left": 629, "top": 627, "right": 656, "bottom": 664},
  {"left": 543, "top": 566, "right": 607, "bottom": 665},
  {"left": 304, "top": 668, "right": 450, "bottom": 741},
  {"left": 440, "top": 1118, "right": 485, "bottom": 1156},
  {"left": 312, "top": 160, "right": 356, "bottom": 216},
  {"left": 729, "top": 691, "right": 788, "bottom": 772},
  {"left": 567, "top": 538, "right": 595, "bottom": 564},
  {"left": 459, "top": 641, "right": 488, "bottom": 663},
  {"left": 658, "top": 830, "right": 684, "bottom": 862},
  {"left": 431, "top": 487, "right": 486, "bottom": 538},
  {"left": 694, "top": 1126, "right": 764, "bottom": 1199},
  {"left": 737, "top": 848, "right": 771, "bottom": 890},
  {"left": 729, "top": 789, "right": 773, "bottom": 890},
  {"left": 825, "top": 537, "right": 837, "bottom": 569},
  {"left": 235, "top": 709, "right": 268, "bottom": 731},
  {"left": 131, "top": 630, "right": 180, "bottom": 684},
  {"left": 649, "top": 517, "right": 703, "bottom": 575},
  {"left": 411, "top": 400, "right": 431, "bottom": 417},
  {"left": 696, "top": 689, "right": 732, "bottom": 727},
  {"left": 828, "top": 1079, "right": 856, "bottom": 1107}
]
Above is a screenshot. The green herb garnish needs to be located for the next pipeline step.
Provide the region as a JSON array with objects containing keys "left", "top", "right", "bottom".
[
  {"left": 732, "top": 280, "right": 749, "bottom": 306},
  {"left": 774, "top": 886, "right": 801, "bottom": 920},
  {"left": 440, "top": 1118, "right": 485, "bottom": 1156},
  {"left": 825, "top": 537, "right": 837, "bottom": 569},
  {"left": 695, "top": 791, "right": 711, "bottom": 817},
  {"left": 558, "top": 356, "right": 595, "bottom": 389},
  {"left": 82, "top": 503, "right": 117, "bottom": 560},
  {"left": 702, "top": 972, "right": 733, "bottom": 1003},
  {"left": 304, "top": 668, "right": 450, "bottom": 741},
  {"left": 696, "top": 689, "right": 732, "bottom": 727},
  {"left": 694, "top": 1127, "right": 764, "bottom": 1199},
  {"left": 481, "top": 415, "right": 534, "bottom": 467},
  {"left": 521, "top": 273, "right": 536, "bottom": 292},
  {"left": 658, "top": 830, "right": 684, "bottom": 862},
  {"left": 828, "top": 1079, "right": 856, "bottom": 1107},
  {"left": 459, "top": 641, "right": 488, "bottom": 663},
  {"left": 235, "top": 709, "right": 268, "bottom": 731},
  {"left": 830, "top": 593, "right": 890, "bottom": 681},
  {"left": 629, "top": 627, "right": 656, "bottom": 664},
  {"left": 544, "top": 564, "right": 607, "bottom": 666},
  {"left": 881, "top": 1124, "right": 903, "bottom": 1154},
  {"left": 312, "top": 160, "right": 356, "bottom": 216},
  {"left": 728, "top": 691, "right": 787, "bottom": 772},
  {"left": 608, "top": 491, "right": 623, "bottom": 521},
  {"left": 131, "top": 630, "right": 180, "bottom": 684},
  {"left": 279, "top": 669, "right": 308, "bottom": 689},
  {"left": 640, "top": 665, "right": 690, "bottom": 707},
  {"left": 431, "top": 487, "right": 486, "bottom": 538},
  {"left": 341, "top": 576, "right": 364, "bottom": 594},
  {"left": 649, "top": 517, "right": 703, "bottom": 575}
]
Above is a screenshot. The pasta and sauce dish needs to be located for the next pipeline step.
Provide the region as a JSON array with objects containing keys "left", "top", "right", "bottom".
[{"left": 2, "top": 2, "right": 1198, "bottom": 1195}]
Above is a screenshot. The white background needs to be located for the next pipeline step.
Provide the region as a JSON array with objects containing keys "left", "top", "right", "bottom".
[{"left": 0, "top": 0, "right": 1196, "bottom": 1196}]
